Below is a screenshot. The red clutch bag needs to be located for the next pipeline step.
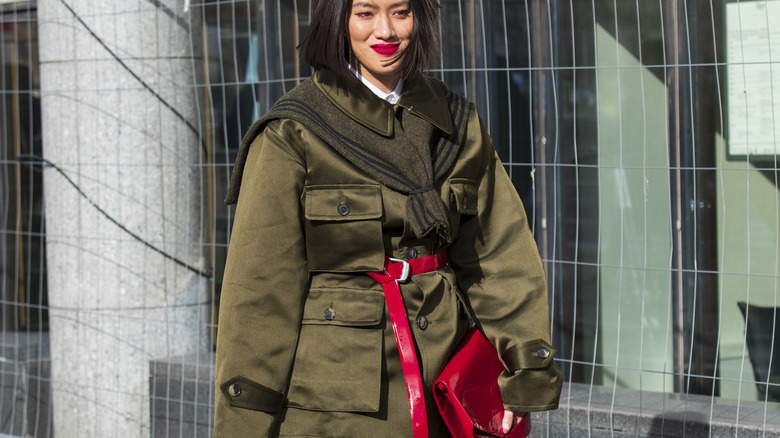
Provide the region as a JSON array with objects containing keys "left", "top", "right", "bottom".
[{"left": 433, "top": 327, "right": 531, "bottom": 438}]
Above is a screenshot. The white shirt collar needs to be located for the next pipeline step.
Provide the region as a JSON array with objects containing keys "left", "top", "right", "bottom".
[{"left": 348, "top": 64, "right": 403, "bottom": 104}]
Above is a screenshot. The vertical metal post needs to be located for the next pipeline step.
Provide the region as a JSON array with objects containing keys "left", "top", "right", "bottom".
[
  {"left": 667, "top": 0, "right": 685, "bottom": 394},
  {"left": 530, "top": 0, "right": 551, "bottom": 264},
  {"left": 11, "top": 39, "right": 27, "bottom": 329}
]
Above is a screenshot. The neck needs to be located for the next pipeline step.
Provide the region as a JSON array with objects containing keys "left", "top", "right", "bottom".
[
  {"left": 371, "top": 76, "right": 400, "bottom": 94},
  {"left": 356, "top": 68, "right": 400, "bottom": 94}
]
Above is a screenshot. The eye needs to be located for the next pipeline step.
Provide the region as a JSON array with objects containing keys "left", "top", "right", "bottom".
[
  {"left": 394, "top": 9, "right": 411, "bottom": 18},
  {"left": 355, "top": 11, "right": 373, "bottom": 18}
]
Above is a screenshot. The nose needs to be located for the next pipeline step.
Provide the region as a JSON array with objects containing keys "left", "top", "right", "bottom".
[{"left": 374, "top": 13, "right": 396, "bottom": 39}]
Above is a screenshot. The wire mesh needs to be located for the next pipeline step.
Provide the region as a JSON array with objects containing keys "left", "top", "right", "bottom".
[{"left": 0, "top": 0, "right": 779, "bottom": 436}]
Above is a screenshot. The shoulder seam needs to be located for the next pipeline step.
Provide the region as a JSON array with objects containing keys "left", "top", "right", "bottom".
[{"left": 264, "top": 119, "right": 306, "bottom": 165}]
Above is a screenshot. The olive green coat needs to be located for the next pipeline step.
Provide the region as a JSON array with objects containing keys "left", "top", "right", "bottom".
[{"left": 214, "top": 71, "right": 562, "bottom": 437}]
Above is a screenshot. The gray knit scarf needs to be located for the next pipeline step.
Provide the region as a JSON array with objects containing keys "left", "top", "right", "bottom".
[{"left": 225, "top": 74, "right": 469, "bottom": 251}]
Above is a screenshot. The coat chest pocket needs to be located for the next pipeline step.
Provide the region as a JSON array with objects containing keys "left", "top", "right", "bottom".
[
  {"left": 304, "top": 184, "right": 385, "bottom": 272},
  {"left": 287, "top": 289, "right": 385, "bottom": 412},
  {"left": 448, "top": 178, "right": 479, "bottom": 215}
]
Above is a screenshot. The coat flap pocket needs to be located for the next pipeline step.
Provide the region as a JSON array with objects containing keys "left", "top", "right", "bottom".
[
  {"left": 449, "top": 178, "right": 478, "bottom": 215},
  {"left": 302, "top": 289, "right": 385, "bottom": 326},
  {"left": 287, "top": 324, "right": 383, "bottom": 412},
  {"left": 305, "top": 184, "right": 383, "bottom": 221}
]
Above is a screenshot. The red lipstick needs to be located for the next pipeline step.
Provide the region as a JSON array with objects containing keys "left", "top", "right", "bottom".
[{"left": 371, "top": 44, "right": 400, "bottom": 56}]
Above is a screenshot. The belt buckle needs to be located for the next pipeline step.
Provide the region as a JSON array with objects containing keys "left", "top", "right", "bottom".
[{"left": 388, "top": 258, "right": 410, "bottom": 283}]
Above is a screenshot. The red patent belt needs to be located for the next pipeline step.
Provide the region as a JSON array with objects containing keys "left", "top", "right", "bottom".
[{"left": 367, "top": 251, "right": 448, "bottom": 438}]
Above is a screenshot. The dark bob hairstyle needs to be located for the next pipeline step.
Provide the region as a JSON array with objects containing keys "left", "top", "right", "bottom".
[{"left": 299, "top": 0, "right": 441, "bottom": 82}]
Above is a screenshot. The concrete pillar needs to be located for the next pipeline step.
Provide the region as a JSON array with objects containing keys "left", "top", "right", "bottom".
[{"left": 37, "top": 1, "right": 207, "bottom": 436}]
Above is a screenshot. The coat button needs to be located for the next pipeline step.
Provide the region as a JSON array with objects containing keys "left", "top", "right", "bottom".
[
  {"left": 405, "top": 247, "right": 418, "bottom": 259},
  {"left": 538, "top": 347, "right": 550, "bottom": 359},
  {"left": 416, "top": 315, "right": 428, "bottom": 330},
  {"left": 324, "top": 308, "right": 335, "bottom": 320},
  {"left": 337, "top": 203, "right": 350, "bottom": 216},
  {"left": 229, "top": 384, "right": 242, "bottom": 397}
]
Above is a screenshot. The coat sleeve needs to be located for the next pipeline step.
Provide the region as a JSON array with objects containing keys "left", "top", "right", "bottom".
[
  {"left": 447, "top": 109, "right": 563, "bottom": 413},
  {"left": 214, "top": 120, "right": 309, "bottom": 437}
]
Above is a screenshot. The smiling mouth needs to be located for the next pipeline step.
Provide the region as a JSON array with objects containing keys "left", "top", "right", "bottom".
[{"left": 371, "top": 44, "right": 400, "bottom": 56}]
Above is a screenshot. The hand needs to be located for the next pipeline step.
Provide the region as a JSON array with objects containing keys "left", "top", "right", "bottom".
[{"left": 501, "top": 410, "right": 527, "bottom": 435}]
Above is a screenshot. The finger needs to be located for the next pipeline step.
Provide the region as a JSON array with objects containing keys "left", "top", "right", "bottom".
[{"left": 502, "top": 410, "right": 514, "bottom": 434}]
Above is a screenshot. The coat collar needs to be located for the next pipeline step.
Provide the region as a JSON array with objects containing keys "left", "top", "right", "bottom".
[{"left": 313, "top": 69, "right": 453, "bottom": 137}]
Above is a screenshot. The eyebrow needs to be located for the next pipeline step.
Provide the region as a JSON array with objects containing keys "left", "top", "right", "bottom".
[{"left": 352, "top": 1, "right": 410, "bottom": 9}]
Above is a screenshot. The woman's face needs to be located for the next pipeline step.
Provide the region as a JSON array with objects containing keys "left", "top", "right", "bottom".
[{"left": 347, "top": 0, "right": 413, "bottom": 93}]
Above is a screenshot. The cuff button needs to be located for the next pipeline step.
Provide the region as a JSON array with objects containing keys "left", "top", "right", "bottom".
[
  {"left": 324, "top": 308, "right": 336, "bottom": 320},
  {"left": 229, "top": 384, "right": 242, "bottom": 397},
  {"left": 538, "top": 347, "right": 550, "bottom": 359}
]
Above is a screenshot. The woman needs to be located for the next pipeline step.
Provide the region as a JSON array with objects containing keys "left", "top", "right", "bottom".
[{"left": 214, "top": 0, "right": 562, "bottom": 436}]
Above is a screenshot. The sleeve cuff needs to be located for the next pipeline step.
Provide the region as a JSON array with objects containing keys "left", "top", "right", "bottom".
[
  {"left": 501, "top": 339, "right": 557, "bottom": 371},
  {"left": 497, "top": 340, "right": 564, "bottom": 412}
]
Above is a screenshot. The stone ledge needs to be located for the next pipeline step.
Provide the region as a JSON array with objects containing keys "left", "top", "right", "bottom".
[
  {"left": 150, "top": 353, "right": 215, "bottom": 438},
  {"left": 0, "top": 332, "right": 51, "bottom": 438},
  {"left": 0, "top": 332, "right": 50, "bottom": 361},
  {"left": 149, "top": 355, "right": 780, "bottom": 438},
  {"left": 531, "top": 382, "right": 780, "bottom": 437}
]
